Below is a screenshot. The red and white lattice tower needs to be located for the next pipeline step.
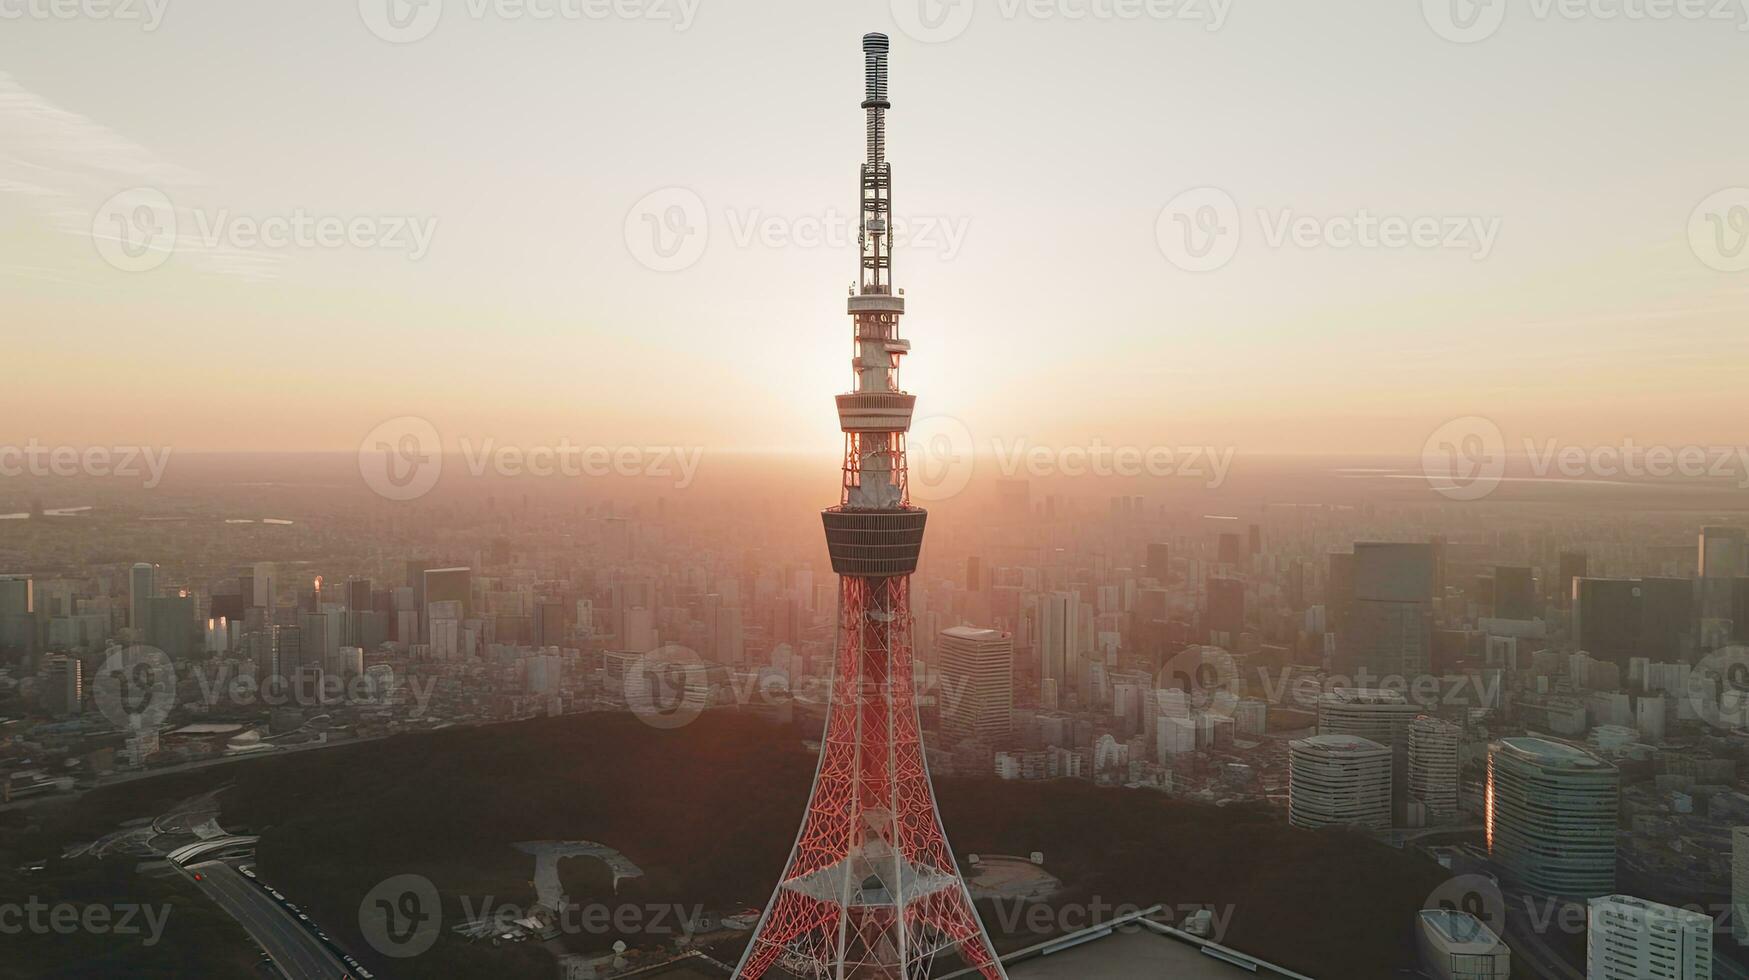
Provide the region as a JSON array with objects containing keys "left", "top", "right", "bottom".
[{"left": 734, "top": 33, "right": 1006, "bottom": 980}]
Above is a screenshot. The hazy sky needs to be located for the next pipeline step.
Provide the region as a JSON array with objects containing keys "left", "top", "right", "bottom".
[{"left": 4, "top": 0, "right": 1747, "bottom": 459}]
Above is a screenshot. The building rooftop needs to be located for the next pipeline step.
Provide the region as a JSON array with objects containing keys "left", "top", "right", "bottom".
[
  {"left": 1293, "top": 733, "right": 1387, "bottom": 753},
  {"left": 942, "top": 626, "right": 1009, "bottom": 641},
  {"left": 1419, "top": 909, "right": 1505, "bottom": 953},
  {"left": 1497, "top": 735, "right": 1612, "bottom": 769}
]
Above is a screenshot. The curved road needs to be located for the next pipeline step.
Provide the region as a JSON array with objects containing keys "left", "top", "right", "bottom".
[{"left": 187, "top": 861, "right": 351, "bottom": 980}]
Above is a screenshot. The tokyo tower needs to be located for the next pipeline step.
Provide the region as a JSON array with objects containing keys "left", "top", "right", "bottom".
[{"left": 733, "top": 32, "right": 1008, "bottom": 980}]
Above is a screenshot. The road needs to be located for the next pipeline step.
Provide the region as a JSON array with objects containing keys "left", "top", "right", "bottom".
[{"left": 186, "top": 861, "right": 352, "bottom": 980}]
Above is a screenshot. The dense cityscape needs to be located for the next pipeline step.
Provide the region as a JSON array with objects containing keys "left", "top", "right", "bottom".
[{"left": 6, "top": 5, "right": 1748, "bottom": 979}]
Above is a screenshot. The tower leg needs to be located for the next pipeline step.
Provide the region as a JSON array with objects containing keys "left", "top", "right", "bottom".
[{"left": 735, "top": 576, "right": 1006, "bottom": 979}]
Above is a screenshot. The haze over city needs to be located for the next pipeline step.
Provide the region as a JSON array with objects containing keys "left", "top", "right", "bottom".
[{"left": 3, "top": 4, "right": 1749, "bottom": 980}]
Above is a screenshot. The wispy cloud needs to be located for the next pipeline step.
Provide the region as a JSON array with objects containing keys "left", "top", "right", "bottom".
[{"left": 0, "top": 71, "right": 279, "bottom": 280}]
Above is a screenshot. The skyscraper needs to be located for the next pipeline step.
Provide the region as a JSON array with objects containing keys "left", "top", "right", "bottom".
[
  {"left": 1488, "top": 737, "right": 1618, "bottom": 898},
  {"left": 1492, "top": 565, "right": 1535, "bottom": 620},
  {"left": 1339, "top": 543, "right": 1433, "bottom": 680},
  {"left": 129, "top": 561, "right": 157, "bottom": 634},
  {"left": 737, "top": 35, "right": 1004, "bottom": 979},
  {"left": 1037, "top": 590, "right": 1077, "bottom": 695},
  {"left": 937, "top": 626, "right": 1014, "bottom": 743},
  {"left": 1407, "top": 716, "right": 1461, "bottom": 825},
  {"left": 1586, "top": 895, "right": 1711, "bottom": 980}
]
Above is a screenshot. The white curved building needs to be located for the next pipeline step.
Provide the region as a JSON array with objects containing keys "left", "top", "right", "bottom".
[
  {"left": 1289, "top": 733, "right": 1391, "bottom": 830},
  {"left": 1487, "top": 736, "right": 1618, "bottom": 897}
]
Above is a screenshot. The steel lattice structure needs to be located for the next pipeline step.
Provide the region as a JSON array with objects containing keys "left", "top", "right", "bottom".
[{"left": 734, "top": 33, "right": 1006, "bottom": 980}]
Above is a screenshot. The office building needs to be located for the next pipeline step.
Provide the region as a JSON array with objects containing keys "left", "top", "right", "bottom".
[
  {"left": 1734, "top": 827, "right": 1749, "bottom": 947},
  {"left": 129, "top": 562, "right": 157, "bottom": 633},
  {"left": 1493, "top": 565, "right": 1536, "bottom": 620},
  {"left": 1288, "top": 733, "right": 1391, "bottom": 830},
  {"left": 937, "top": 626, "right": 1014, "bottom": 742},
  {"left": 1320, "top": 688, "right": 1420, "bottom": 823},
  {"left": 1038, "top": 590, "right": 1077, "bottom": 694},
  {"left": 41, "top": 654, "right": 82, "bottom": 716},
  {"left": 1586, "top": 895, "right": 1711, "bottom": 980},
  {"left": 1339, "top": 542, "right": 1433, "bottom": 679},
  {"left": 1408, "top": 716, "right": 1461, "bottom": 824},
  {"left": 1488, "top": 737, "right": 1618, "bottom": 897}
]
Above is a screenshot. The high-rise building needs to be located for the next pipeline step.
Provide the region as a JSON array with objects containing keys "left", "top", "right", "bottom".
[
  {"left": 0, "top": 574, "right": 39, "bottom": 657},
  {"left": 1493, "top": 565, "right": 1536, "bottom": 620},
  {"left": 1700, "top": 526, "right": 1748, "bottom": 579},
  {"left": 144, "top": 593, "right": 196, "bottom": 659},
  {"left": 1288, "top": 734, "right": 1391, "bottom": 830},
  {"left": 1319, "top": 688, "right": 1419, "bottom": 823},
  {"left": 1145, "top": 542, "right": 1169, "bottom": 582},
  {"left": 737, "top": 36, "right": 1003, "bottom": 979},
  {"left": 1557, "top": 551, "right": 1590, "bottom": 608},
  {"left": 41, "top": 654, "right": 82, "bottom": 716},
  {"left": 1038, "top": 590, "right": 1077, "bottom": 694},
  {"left": 1408, "top": 716, "right": 1461, "bottom": 824},
  {"left": 1339, "top": 542, "right": 1433, "bottom": 679},
  {"left": 1206, "top": 576, "right": 1245, "bottom": 645},
  {"left": 1586, "top": 894, "right": 1711, "bottom": 980},
  {"left": 937, "top": 626, "right": 1014, "bottom": 743},
  {"left": 1488, "top": 737, "right": 1618, "bottom": 897},
  {"left": 422, "top": 566, "right": 471, "bottom": 643},
  {"left": 1574, "top": 578, "right": 1643, "bottom": 668},
  {"left": 129, "top": 562, "right": 157, "bottom": 633}
]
